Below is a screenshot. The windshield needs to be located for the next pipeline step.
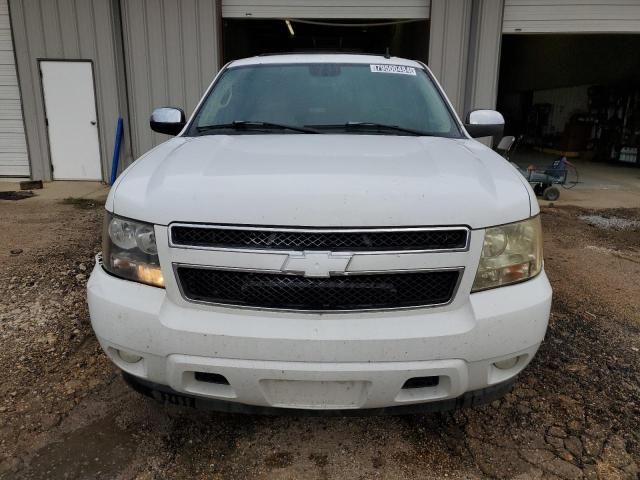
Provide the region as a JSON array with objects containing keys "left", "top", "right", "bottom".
[{"left": 188, "top": 63, "right": 462, "bottom": 137}]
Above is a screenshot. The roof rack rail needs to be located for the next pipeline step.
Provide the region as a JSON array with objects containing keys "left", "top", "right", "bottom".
[{"left": 257, "top": 51, "right": 393, "bottom": 58}]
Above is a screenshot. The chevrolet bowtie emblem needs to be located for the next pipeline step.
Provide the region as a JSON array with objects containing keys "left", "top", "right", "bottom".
[{"left": 282, "top": 251, "right": 353, "bottom": 278}]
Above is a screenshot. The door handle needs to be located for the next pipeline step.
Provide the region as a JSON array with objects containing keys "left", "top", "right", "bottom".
[{"left": 90, "top": 121, "right": 97, "bottom": 126}]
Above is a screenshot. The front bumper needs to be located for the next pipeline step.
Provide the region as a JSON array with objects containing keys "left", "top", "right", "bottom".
[
  {"left": 123, "top": 371, "right": 516, "bottom": 415},
  {"left": 88, "top": 265, "right": 551, "bottom": 411}
]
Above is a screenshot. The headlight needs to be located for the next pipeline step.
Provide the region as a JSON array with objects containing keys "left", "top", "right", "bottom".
[
  {"left": 472, "top": 216, "right": 543, "bottom": 292},
  {"left": 102, "top": 212, "right": 164, "bottom": 288}
]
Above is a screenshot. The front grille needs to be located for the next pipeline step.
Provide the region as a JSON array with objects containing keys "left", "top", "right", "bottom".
[
  {"left": 171, "top": 225, "right": 468, "bottom": 252},
  {"left": 176, "top": 267, "right": 460, "bottom": 311}
]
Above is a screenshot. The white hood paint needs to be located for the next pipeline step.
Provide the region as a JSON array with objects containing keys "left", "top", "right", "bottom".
[{"left": 109, "top": 135, "right": 534, "bottom": 229}]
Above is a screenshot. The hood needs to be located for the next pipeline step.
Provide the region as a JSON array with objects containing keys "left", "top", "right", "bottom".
[{"left": 109, "top": 135, "right": 533, "bottom": 229}]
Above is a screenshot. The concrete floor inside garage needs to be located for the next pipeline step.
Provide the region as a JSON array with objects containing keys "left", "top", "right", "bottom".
[
  {"left": 510, "top": 149, "right": 640, "bottom": 208},
  {"left": 497, "top": 33, "right": 640, "bottom": 211}
]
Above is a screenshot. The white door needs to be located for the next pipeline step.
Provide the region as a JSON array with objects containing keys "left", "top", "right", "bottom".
[{"left": 40, "top": 61, "right": 102, "bottom": 180}]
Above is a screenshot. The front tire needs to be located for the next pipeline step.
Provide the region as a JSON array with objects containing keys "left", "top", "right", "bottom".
[{"left": 543, "top": 186, "right": 560, "bottom": 201}]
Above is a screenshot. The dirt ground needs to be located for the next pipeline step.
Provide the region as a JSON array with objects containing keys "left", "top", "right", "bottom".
[{"left": 0, "top": 198, "right": 638, "bottom": 480}]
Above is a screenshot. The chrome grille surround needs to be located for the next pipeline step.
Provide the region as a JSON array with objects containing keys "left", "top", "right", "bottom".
[
  {"left": 169, "top": 224, "right": 470, "bottom": 254},
  {"left": 167, "top": 224, "right": 470, "bottom": 313}
]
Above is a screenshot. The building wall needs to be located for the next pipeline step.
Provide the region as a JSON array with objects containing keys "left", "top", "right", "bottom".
[
  {"left": 8, "top": 0, "right": 508, "bottom": 180},
  {"left": 532, "top": 84, "right": 591, "bottom": 134},
  {"left": 0, "top": 0, "right": 28, "bottom": 177},
  {"left": 121, "top": 0, "right": 221, "bottom": 158},
  {"left": 9, "top": 0, "right": 128, "bottom": 181},
  {"left": 465, "top": 0, "right": 504, "bottom": 113},
  {"left": 428, "top": 0, "right": 472, "bottom": 115}
]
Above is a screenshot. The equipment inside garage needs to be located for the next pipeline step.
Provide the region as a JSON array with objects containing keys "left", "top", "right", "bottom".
[
  {"left": 222, "top": 19, "right": 429, "bottom": 64},
  {"left": 497, "top": 34, "right": 640, "bottom": 166}
]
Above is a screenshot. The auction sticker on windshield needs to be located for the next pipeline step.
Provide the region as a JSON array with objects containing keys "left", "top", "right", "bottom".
[{"left": 370, "top": 64, "right": 417, "bottom": 75}]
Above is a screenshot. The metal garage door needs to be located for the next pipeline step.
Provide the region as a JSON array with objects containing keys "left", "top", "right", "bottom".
[
  {"left": 222, "top": 0, "right": 431, "bottom": 19},
  {"left": 504, "top": 0, "right": 640, "bottom": 33},
  {"left": 0, "top": 0, "right": 28, "bottom": 177}
]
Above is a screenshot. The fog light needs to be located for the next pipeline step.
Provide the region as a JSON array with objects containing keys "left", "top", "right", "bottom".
[
  {"left": 118, "top": 350, "right": 142, "bottom": 364},
  {"left": 493, "top": 357, "right": 519, "bottom": 370}
]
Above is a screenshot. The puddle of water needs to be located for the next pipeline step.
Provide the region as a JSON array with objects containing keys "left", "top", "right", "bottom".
[
  {"left": 0, "top": 191, "right": 35, "bottom": 201},
  {"left": 22, "top": 417, "right": 137, "bottom": 479}
]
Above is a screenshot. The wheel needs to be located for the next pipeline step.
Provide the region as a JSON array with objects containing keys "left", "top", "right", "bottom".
[
  {"left": 542, "top": 186, "right": 560, "bottom": 201},
  {"left": 533, "top": 184, "right": 544, "bottom": 196}
]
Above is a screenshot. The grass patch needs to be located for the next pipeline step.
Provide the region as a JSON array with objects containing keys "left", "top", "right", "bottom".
[{"left": 61, "top": 197, "right": 105, "bottom": 209}]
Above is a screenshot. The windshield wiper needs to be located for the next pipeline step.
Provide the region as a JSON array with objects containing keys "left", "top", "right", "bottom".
[
  {"left": 196, "top": 120, "right": 320, "bottom": 134},
  {"left": 307, "top": 122, "right": 429, "bottom": 136}
]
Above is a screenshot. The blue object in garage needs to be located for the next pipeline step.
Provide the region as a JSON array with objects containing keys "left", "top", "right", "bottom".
[{"left": 109, "top": 117, "right": 124, "bottom": 185}]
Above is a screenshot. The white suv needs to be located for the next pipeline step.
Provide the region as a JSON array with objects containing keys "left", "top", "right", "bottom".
[{"left": 88, "top": 54, "right": 551, "bottom": 413}]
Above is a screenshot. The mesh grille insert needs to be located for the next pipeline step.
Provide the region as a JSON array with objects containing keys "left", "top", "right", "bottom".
[
  {"left": 171, "top": 226, "right": 468, "bottom": 252},
  {"left": 177, "top": 267, "right": 460, "bottom": 311}
]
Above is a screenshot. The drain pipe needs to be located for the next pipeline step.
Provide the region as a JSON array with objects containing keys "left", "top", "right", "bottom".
[{"left": 109, "top": 117, "right": 124, "bottom": 185}]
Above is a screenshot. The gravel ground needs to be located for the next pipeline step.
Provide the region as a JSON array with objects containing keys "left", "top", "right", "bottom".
[
  {"left": 0, "top": 199, "right": 638, "bottom": 480},
  {"left": 578, "top": 215, "right": 640, "bottom": 231}
]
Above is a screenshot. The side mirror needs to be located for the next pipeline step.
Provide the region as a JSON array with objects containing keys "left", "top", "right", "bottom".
[
  {"left": 464, "top": 109, "right": 504, "bottom": 138},
  {"left": 150, "top": 107, "right": 186, "bottom": 136}
]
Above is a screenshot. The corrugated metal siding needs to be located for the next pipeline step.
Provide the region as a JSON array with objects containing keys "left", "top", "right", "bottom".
[
  {"left": 9, "top": 0, "right": 127, "bottom": 181},
  {"left": 428, "top": 0, "right": 472, "bottom": 115},
  {"left": 504, "top": 0, "right": 640, "bottom": 33},
  {"left": 121, "top": 0, "right": 221, "bottom": 157},
  {"left": 465, "top": 0, "right": 504, "bottom": 113},
  {"left": 222, "top": 0, "right": 431, "bottom": 19},
  {"left": 0, "top": 0, "right": 28, "bottom": 176}
]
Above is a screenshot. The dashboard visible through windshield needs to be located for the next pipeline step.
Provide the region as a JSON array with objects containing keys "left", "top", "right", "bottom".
[{"left": 187, "top": 63, "right": 463, "bottom": 138}]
